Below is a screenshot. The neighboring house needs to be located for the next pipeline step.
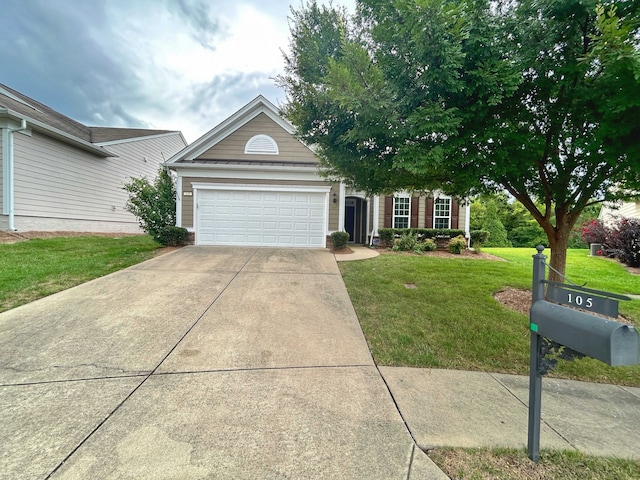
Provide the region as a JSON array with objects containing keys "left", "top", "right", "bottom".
[
  {"left": 599, "top": 200, "right": 640, "bottom": 225},
  {"left": 0, "top": 83, "right": 187, "bottom": 233},
  {"left": 166, "top": 95, "right": 470, "bottom": 248}
]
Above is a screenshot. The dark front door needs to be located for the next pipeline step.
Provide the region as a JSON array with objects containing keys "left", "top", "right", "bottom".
[{"left": 344, "top": 197, "right": 367, "bottom": 244}]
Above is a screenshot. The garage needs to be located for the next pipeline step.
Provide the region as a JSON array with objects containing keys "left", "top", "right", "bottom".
[{"left": 195, "top": 185, "right": 329, "bottom": 247}]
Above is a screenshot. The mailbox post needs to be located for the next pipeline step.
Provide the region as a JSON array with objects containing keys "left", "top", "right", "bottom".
[
  {"left": 527, "top": 246, "right": 639, "bottom": 462},
  {"left": 527, "top": 246, "right": 547, "bottom": 462}
]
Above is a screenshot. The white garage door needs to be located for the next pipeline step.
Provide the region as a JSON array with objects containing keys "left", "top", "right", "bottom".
[{"left": 196, "top": 187, "right": 328, "bottom": 247}]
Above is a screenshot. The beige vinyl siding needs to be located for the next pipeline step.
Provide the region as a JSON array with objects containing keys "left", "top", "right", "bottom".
[
  {"left": 195, "top": 113, "right": 317, "bottom": 163},
  {"left": 12, "top": 131, "right": 185, "bottom": 230},
  {"left": 458, "top": 201, "right": 468, "bottom": 231},
  {"left": 327, "top": 182, "right": 340, "bottom": 232},
  {"left": 180, "top": 177, "right": 337, "bottom": 230}
]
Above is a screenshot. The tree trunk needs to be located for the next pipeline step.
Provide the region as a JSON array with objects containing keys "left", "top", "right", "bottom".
[{"left": 546, "top": 226, "right": 571, "bottom": 284}]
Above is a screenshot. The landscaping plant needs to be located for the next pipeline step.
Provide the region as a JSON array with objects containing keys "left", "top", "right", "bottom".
[
  {"left": 330, "top": 231, "right": 350, "bottom": 249},
  {"left": 123, "top": 168, "right": 188, "bottom": 246},
  {"left": 448, "top": 235, "right": 468, "bottom": 254}
]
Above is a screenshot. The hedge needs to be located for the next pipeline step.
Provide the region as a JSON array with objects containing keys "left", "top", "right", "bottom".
[{"left": 378, "top": 228, "right": 466, "bottom": 247}]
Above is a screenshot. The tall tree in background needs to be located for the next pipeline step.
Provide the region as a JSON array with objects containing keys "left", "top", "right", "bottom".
[{"left": 278, "top": 0, "right": 640, "bottom": 281}]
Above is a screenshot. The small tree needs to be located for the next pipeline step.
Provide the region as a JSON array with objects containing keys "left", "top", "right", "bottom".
[
  {"left": 123, "top": 168, "right": 183, "bottom": 245},
  {"left": 482, "top": 201, "right": 511, "bottom": 247}
]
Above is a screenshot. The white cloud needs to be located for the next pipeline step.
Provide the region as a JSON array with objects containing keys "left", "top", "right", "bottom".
[{"left": 0, "top": 0, "right": 357, "bottom": 143}]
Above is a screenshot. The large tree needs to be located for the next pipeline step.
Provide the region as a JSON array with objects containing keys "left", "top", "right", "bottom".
[{"left": 278, "top": 0, "right": 640, "bottom": 280}]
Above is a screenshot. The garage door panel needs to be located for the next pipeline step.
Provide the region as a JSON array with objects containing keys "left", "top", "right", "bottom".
[{"left": 196, "top": 189, "right": 326, "bottom": 247}]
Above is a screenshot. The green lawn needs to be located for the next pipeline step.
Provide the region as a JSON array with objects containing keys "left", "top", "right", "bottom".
[
  {"left": 428, "top": 447, "right": 640, "bottom": 480},
  {"left": 0, "top": 235, "right": 161, "bottom": 313},
  {"left": 339, "top": 248, "right": 640, "bottom": 386}
]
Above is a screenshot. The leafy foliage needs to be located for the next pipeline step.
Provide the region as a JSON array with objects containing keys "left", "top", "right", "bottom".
[
  {"left": 331, "top": 231, "right": 350, "bottom": 249},
  {"left": 582, "top": 219, "right": 609, "bottom": 245},
  {"left": 378, "top": 228, "right": 465, "bottom": 243},
  {"left": 448, "top": 235, "right": 468, "bottom": 254},
  {"left": 123, "top": 168, "right": 182, "bottom": 246},
  {"left": 607, "top": 218, "right": 640, "bottom": 267},
  {"left": 418, "top": 238, "right": 437, "bottom": 252},
  {"left": 392, "top": 232, "right": 419, "bottom": 252},
  {"left": 581, "top": 217, "right": 640, "bottom": 267},
  {"left": 470, "top": 230, "right": 489, "bottom": 247},
  {"left": 481, "top": 201, "right": 511, "bottom": 247},
  {"left": 155, "top": 226, "right": 188, "bottom": 247},
  {"left": 279, "top": 0, "right": 640, "bottom": 278}
]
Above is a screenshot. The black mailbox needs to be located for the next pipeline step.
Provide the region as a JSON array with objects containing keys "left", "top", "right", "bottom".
[{"left": 530, "top": 299, "right": 639, "bottom": 366}]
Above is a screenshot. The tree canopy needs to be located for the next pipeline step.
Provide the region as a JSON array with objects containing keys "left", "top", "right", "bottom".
[{"left": 278, "top": 0, "right": 640, "bottom": 278}]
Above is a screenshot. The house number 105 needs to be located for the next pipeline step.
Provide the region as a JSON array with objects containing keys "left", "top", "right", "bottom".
[{"left": 567, "top": 293, "right": 593, "bottom": 308}]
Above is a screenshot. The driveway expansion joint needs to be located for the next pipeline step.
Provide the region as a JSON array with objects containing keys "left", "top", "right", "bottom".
[{"left": 153, "top": 364, "right": 376, "bottom": 377}]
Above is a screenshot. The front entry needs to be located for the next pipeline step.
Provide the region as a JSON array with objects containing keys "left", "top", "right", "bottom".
[{"left": 344, "top": 197, "right": 368, "bottom": 244}]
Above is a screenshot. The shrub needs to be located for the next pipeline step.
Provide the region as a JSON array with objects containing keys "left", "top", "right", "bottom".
[
  {"left": 448, "top": 235, "right": 468, "bottom": 254},
  {"left": 581, "top": 219, "right": 608, "bottom": 245},
  {"left": 607, "top": 218, "right": 640, "bottom": 267},
  {"left": 331, "top": 231, "right": 350, "bottom": 250},
  {"left": 418, "top": 238, "right": 437, "bottom": 252},
  {"left": 123, "top": 168, "right": 177, "bottom": 245},
  {"left": 393, "top": 232, "right": 418, "bottom": 251},
  {"left": 154, "top": 226, "right": 189, "bottom": 246},
  {"left": 378, "top": 228, "right": 395, "bottom": 247},
  {"left": 469, "top": 230, "right": 489, "bottom": 247}
]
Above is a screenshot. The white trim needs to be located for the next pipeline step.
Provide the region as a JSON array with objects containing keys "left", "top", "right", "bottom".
[
  {"left": 338, "top": 183, "right": 346, "bottom": 232},
  {"left": 392, "top": 194, "right": 411, "bottom": 229},
  {"left": 433, "top": 197, "right": 452, "bottom": 229},
  {"left": 464, "top": 202, "right": 471, "bottom": 238},
  {"left": 173, "top": 166, "right": 323, "bottom": 182},
  {"left": 176, "top": 175, "right": 183, "bottom": 227},
  {"left": 191, "top": 183, "right": 331, "bottom": 194},
  {"left": 370, "top": 195, "right": 380, "bottom": 245}
]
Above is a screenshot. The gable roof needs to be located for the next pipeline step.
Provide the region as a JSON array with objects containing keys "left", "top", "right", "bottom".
[
  {"left": 166, "top": 95, "right": 296, "bottom": 164},
  {"left": 0, "top": 83, "right": 183, "bottom": 156},
  {"left": 88, "top": 127, "right": 179, "bottom": 144}
]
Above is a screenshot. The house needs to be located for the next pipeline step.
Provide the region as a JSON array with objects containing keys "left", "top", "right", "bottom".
[
  {"left": 599, "top": 200, "right": 640, "bottom": 225},
  {"left": 166, "top": 96, "right": 470, "bottom": 247},
  {"left": 0, "top": 83, "right": 187, "bottom": 233}
]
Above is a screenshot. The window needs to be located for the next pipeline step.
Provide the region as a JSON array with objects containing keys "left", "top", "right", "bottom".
[
  {"left": 393, "top": 196, "right": 410, "bottom": 228},
  {"left": 434, "top": 198, "right": 451, "bottom": 229}
]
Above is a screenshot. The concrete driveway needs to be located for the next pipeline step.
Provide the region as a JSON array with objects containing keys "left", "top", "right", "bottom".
[{"left": 0, "top": 247, "right": 446, "bottom": 479}]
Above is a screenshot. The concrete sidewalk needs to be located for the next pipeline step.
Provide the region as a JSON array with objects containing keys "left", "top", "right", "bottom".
[{"left": 382, "top": 367, "right": 640, "bottom": 461}]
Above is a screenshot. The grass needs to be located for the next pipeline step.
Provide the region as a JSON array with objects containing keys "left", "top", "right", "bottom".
[
  {"left": 0, "top": 235, "right": 161, "bottom": 312},
  {"left": 428, "top": 447, "right": 640, "bottom": 480},
  {"left": 339, "top": 248, "right": 640, "bottom": 386}
]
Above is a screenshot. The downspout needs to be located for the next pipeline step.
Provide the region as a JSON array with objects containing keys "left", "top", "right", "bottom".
[
  {"left": 369, "top": 195, "right": 380, "bottom": 246},
  {"left": 338, "top": 182, "right": 346, "bottom": 232},
  {"left": 465, "top": 198, "right": 471, "bottom": 248},
  {"left": 2, "top": 119, "right": 27, "bottom": 231}
]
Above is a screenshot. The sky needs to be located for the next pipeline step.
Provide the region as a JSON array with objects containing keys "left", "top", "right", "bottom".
[{"left": 0, "top": 0, "right": 355, "bottom": 143}]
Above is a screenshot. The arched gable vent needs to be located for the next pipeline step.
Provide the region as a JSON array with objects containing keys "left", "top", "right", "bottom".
[{"left": 245, "top": 134, "right": 279, "bottom": 155}]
